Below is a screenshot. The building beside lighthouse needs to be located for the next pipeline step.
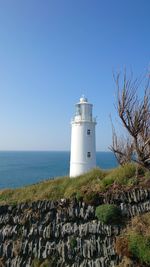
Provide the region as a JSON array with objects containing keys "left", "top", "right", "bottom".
[{"left": 70, "top": 96, "right": 97, "bottom": 177}]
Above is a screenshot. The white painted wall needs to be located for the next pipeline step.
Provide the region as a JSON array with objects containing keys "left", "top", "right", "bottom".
[{"left": 70, "top": 97, "right": 96, "bottom": 177}]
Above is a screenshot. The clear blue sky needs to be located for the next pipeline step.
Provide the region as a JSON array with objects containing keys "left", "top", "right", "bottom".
[{"left": 0, "top": 0, "right": 149, "bottom": 151}]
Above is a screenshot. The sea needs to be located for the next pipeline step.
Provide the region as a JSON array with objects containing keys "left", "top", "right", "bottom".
[{"left": 0, "top": 151, "right": 118, "bottom": 189}]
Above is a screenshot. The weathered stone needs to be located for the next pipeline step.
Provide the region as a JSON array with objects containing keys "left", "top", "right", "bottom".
[{"left": 0, "top": 188, "right": 149, "bottom": 266}]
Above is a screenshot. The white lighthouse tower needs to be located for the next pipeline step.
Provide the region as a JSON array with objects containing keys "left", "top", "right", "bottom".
[{"left": 70, "top": 96, "right": 96, "bottom": 177}]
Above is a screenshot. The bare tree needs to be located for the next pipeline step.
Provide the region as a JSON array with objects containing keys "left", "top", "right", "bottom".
[
  {"left": 110, "top": 124, "right": 133, "bottom": 166},
  {"left": 110, "top": 72, "right": 150, "bottom": 170}
]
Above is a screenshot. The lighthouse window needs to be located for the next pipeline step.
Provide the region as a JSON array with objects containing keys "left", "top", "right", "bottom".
[
  {"left": 87, "top": 129, "right": 91, "bottom": 135},
  {"left": 87, "top": 152, "right": 91, "bottom": 158},
  {"left": 76, "top": 104, "right": 81, "bottom": 116}
]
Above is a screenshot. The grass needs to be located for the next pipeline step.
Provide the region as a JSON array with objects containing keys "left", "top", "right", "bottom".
[
  {"left": 128, "top": 233, "right": 150, "bottom": 265},
  {"left": 0, "top": 163, "right": 149, "bottom": 205},
  {"left": 116, "top": 213, "right": 150, "bottom": 266},
  {"left": 0, "top": 168, "right": 105, "bottom": 205},
  {"left": 100, "top": 163, "right": 137, "bottom": 189}
]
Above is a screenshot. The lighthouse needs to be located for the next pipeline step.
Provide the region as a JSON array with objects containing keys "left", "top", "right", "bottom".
[{"left": 70, "top": 96, "right": 97, "bottom": 177}]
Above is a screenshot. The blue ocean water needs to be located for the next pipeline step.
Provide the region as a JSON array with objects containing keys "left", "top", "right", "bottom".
[{"left": 0, "top": 151, "right": 118, "bottom": 189}]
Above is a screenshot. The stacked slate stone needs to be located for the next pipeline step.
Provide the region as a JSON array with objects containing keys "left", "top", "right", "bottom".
[{"left": 0, "top": 188, "right": 149, "bottom": 267}]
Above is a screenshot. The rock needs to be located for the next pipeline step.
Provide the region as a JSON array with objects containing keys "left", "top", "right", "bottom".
[{"left": 0, "top": 188, "right": 149, "bottom": 266}]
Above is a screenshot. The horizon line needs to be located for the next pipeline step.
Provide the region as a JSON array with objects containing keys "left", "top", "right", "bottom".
[{"left": 0, "top": 150, "right": 110, "bottom": 153}]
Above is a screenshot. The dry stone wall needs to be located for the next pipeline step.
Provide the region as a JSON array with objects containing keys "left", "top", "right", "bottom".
[{"left": 0, "top": 188, "right": 150, "bottom": 267}]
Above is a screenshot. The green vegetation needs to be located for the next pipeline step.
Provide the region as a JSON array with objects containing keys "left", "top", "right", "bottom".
[
  {"left": 31, "top": 259, "right": 50, "bottom": 267},
  {"left": 0, "top": 163, "right": 149, "bottom": 266},
  {"left": 144, "top": 170, "right": 150, "bottom": 180},
  {"left": 100, "top": 163, "right": 136, "bottom": 189},
  {"left": 70, "top": 237, "right": 77, "bottom": 249},
  {"left": 0, "top": 163, "right": 149, "bottom": 205},
  {"left": 115, "top": 213, "right": 150, "bottom": 266},
  {"left": 95, "top": 204, "right": 121, "bottom": 224},
  {"left": 0, "top": 168, "right": 105, "bottom": 205},
  {"left": 31, "top": 258, "right": 59, "bottom": 267},
  {"left": 128, "top": 233, "right": 150, "bottom": 265}
]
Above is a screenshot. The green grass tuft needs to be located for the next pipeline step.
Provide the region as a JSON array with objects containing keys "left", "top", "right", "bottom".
[{"left": 100, "top": 163, "right": 136, "bottom": 189}]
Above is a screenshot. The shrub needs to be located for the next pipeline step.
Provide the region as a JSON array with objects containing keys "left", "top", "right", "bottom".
[
  {"left": 95, "top": 204, "right": 121, "bottom": 224},
  {"left": 116, "top": 213, "right": 150, "bottom": 266},
  {"left": 128, "top": 233, "right": 150, "bottom": 265}
]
